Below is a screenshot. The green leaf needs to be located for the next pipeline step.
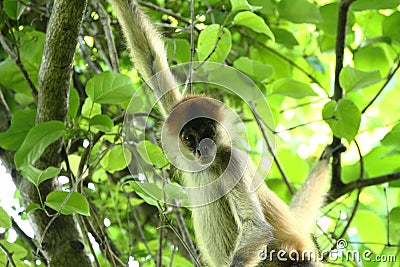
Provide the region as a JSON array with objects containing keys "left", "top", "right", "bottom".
[
  {"left": 278, "top": 0, "right": 322, "bottom": 24},
  {"left": 0, "top": 207, "right": 11, "bottom": 228},
  {"left": 233, "top": 57, "right": 274, "bottom": 82},
  {"left": 136, "top": 140, "right": 168, "bottom": 168},
  {"left": 25, "top": 203, "right": 41, "bottom": 214},
  {"left": 21, "top": 165, "right": 60, "bottom": 187},
  {"left": 3, "top": 0, "right": 28, "bottom": 20},
  {"left": 129, "top": 181, "right": 163, "bottom": 206},
  {"left": 81, "top": 98, "right": 102, "bottom": 119},
  {"left": 68, "top": 87, "right": 80, "bottom": 119},
  {"left": 389, "top": 207, "right": 400, "bottom": 244},
  {"left": 0, "top": 109, "right": 36, "bottom": 151},
  {"left": 197, "top": 24, "right": 232, "bottom": 63},
  {"left": 164, "top": 183, "right": 190, "bottom": 206},
  {"left": 165, "top": 38, "right": 191, "bottom": 63},
  {"left": 230, "top": 0, "right": 261, "bottom": 11},
  {"left": 271, "top": 28, "right": 299, "bottom": 48},
  {"left": 14, "top": 121, "right": 65, "bottom": 170},
  {"left": 14, "top": 93, "right": 34, "bottom": 106},
  {"left": 322, "top": 99, "right": 361, "bottom": 142},
  {"left": 351, "top": 0, "right": 400, "bottom": 11},
  {"left": 339, "top": 66, "right": 381, "bottom": 92},
  {"left": 0, "top": 29, "right": 44, "bottom": 94},
  {"left": 89, "top": 114, "right": 114, "bottom": 132},
  {"left": 354, "top": 45, "right": 391, "bottom": 74},
  {"left": 353, "top": 209, "right": 386, "bottom": 254},
  {"left": 45, "top": 191, "right": 90, "bottom": 216},
  {"left": 382, "top": 12, "right": 400, "bottom": 43},
  {"left": 0, "top": 241, "right": 28, "bottom": 260},
  {"left": 101, "top": 145, "right": 132, "bottom": 172},
  {"left": 233, "top": 11, "right": 274, "bottom": 41},
  {"left": 270, "top": 79, "right": 317, "bottom": 98},
  {"left": 381, "top": 124, "right": 400, "bottom": 147},
  {"left": 86, "top": 71, "right": 136, "bottom": 104}
]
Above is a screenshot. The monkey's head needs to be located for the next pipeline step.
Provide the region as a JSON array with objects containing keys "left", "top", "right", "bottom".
[{"left": 161, "top": 96, "right": 238, "bottom": 171}]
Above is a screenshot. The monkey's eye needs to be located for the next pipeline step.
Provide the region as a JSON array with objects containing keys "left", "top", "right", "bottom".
[
  {"left": 181, "top": 132, "right": 196, "bottom": 146},
  {"left": 203, "top": 127, "right": 215, "bottom": 139}
]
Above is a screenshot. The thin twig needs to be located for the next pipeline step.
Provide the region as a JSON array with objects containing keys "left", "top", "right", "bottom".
[
  {"left": 78, "top": 35, "right": 102, "bottom": 74},
  {"left": 0, "top": 242, "right": 17, "bottom": 267},
  {"left": 138, "top": 0, "right": 190, "bottom": 25},
  {"left": 249, "top": 102, "right": 294, "bottom": 194},
  {"left": 240, "top": 30, "right": 325, "bottom": 92},
  {"left": 362, "top": 54, "right": 400, "bottom": 114},
  {"left": 0, "top": 32, "right": 38, "bottom": 103},
  {"left": 93, "top": 0, "right": 120, "bottom": 72},
  {"left": 193, "top": 26, "right": 225, "bottom": 72}
]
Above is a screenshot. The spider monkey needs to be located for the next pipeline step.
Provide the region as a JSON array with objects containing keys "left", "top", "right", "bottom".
[{"left": 108, "top": 0, "right": 337, "bottom": 266}]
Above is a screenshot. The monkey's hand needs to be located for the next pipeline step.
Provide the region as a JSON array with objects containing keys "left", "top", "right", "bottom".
[{"left": 227, "top": 185, "right": 273, "bottom": 267}]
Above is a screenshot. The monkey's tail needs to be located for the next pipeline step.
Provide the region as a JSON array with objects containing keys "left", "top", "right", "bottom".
[
  {"left": 108, "top": 0, "right": 182, "bottom": 116},
  {"left": 289, "top": 158, "right": 330, "bottom": 232}
]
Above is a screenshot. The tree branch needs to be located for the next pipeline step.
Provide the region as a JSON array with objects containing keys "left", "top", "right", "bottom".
[
  {"left": 330, "top": 0, "right": 355, "bottom": 192},
  {"left": 328, "top": 171, "right": 400, "bottom": 201}
]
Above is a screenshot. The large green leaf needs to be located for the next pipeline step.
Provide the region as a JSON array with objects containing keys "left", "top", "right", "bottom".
[
  {"left": 86, "top": 71, "right": 136, "bottom": 104},
  {"left": 136, "top": 140, "right": 168, "bottom": 168},
  {"left": 0, "top": 207, "right": 11, "bottom": 228},
  {"left": 233, "top": 11, "right": 274, "bottom": 41},
  {"left": 339, "top": 66, "right": 381, "bottom": 92},
  {"left": 14, "top": 121, "right": 65, "bottom": 170},
  {"left": 197, "top": 24, "right": 232, "bottom": 63},
  {"left": 278, "top": 0, "right": 321, "bottom": 24},
  {"left": 45, "top": 191, "right": 90, "bottom": 216},
  {"left": 101, "top": 145, "right": 132, "bottom": 172},
  {"left": 270, "top": 78, "right": 317, "bottom": 99},
  {"left": 21, "top": 165, "right": 61, "bottom": 187},
  {"left": 3, "top": 0, "right": 28, "bottom": 20},
  {"left": 0, "top": 109, "right": 36, "bottom": 151},
  {"left": 322, "top": 99, "right": 361, "bottom": 142},
  {"left": 233, "top": 57, "right": 274, "bottom": 82}
]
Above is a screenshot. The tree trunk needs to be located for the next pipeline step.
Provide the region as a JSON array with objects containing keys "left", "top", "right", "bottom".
[{"left": 0, "top": 0, "right": 93, "bottom": 266}]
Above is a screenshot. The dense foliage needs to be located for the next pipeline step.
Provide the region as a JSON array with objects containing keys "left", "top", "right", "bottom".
[{"left": 0, "top": 0, "right": 399, "bottom": 266}]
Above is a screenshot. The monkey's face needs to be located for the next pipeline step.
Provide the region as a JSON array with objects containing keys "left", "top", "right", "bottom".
[
  {"left": 179, "top": 117, "right": 218, "bottom": 164},
  {"left": 162, "top": 96, "right": 235, "bottom": 172}
]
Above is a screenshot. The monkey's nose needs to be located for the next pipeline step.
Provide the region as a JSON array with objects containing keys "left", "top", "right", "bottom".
[{"left": 197, "top": 138, "right": 216, "bottom": 158}]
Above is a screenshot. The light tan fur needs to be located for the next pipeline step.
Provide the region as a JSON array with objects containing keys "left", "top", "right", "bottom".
[{"left": 108, "top": 1, "right": 331, "bottom": 266}]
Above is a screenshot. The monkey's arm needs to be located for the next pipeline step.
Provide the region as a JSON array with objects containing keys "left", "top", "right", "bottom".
[
  {"left": 107, "top": 0, "right": 182, "bottom": 115},
  {"left": 227, "top": 181, "right": 273, "bottom": 267}
]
